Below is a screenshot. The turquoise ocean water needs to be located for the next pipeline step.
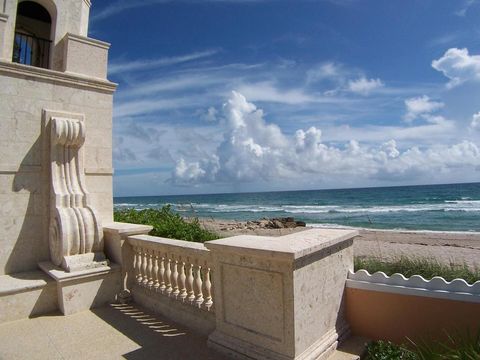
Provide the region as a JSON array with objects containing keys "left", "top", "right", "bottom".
[{"left": 114, "top": 182, "right": 480, "bottom": 232}]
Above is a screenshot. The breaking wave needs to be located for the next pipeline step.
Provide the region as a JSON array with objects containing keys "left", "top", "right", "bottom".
[{"left": 114, "top": 200, "right": 480, "bottom": 214}]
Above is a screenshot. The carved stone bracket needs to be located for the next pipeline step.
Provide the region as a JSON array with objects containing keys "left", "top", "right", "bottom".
[{"left": 45, "top": 110, "right": 107, "bottom": 272}]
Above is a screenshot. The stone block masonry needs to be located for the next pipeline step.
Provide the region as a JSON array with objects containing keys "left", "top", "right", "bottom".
[{"left": 205, "top": 229, "right": 357, "bottom": 360}]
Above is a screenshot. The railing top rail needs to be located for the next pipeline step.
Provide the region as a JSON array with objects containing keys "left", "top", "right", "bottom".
[
  {"left": 128, "top": 234, "right": 210, "bottom": 256},
  {"left": 205, "top": 228, "right": 358, "bottom": 261}
]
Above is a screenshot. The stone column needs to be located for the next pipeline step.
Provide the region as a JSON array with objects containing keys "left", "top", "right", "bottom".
[{"left": 205, "top": 229, "right": 357, "bottom": 360}]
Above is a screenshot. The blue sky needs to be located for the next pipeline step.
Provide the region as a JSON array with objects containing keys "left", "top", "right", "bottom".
[{"left": 89, "top": 0, "right": 480, "bottom": 196}]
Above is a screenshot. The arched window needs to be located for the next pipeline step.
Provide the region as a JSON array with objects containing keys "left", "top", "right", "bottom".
[{"left": 12, "top": 1, "right": 52, "bottom": 69}]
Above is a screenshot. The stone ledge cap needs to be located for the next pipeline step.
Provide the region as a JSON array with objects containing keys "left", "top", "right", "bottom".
[
  {"left": 0, "top": 13, "right": 8, "bottom": 21},
  {"left": 39, "top": 261, "right": 120, "bottom": 282},
  {"left": 0, "top": 60, "right": 117, "bottom": 93},
  {"left": 85, "top": 167, "right": 114, "bottom": 175},
  {"left": 128, "top": 234, "right": 209, "bottom": 252},
  {"left": 205, "top": 229, "right": 358, "bottom": 261},
  {"left": 104, "top": 222, "right": 153, "bottom": 236},
  {"left": 0, "top": 271, "right": 53, "bottom": 296},
  {"left": 65, "top": 33, "right": 111, "bottom": 50}
]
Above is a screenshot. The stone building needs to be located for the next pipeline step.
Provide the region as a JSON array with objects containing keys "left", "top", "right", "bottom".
[{"left": 0, "top": 0, "right": 118, "bottom": 318}]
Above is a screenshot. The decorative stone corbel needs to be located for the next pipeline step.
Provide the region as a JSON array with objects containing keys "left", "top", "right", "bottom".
[{"left": 48, "top": 111, "right": 107, "bottom": 272}]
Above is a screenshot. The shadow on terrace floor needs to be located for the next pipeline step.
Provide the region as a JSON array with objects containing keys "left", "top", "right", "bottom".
[
  {"left": 0, "top": 303, "right": 227, "bottom": 360},
  {"left": 93, "top": 303, "right": 227, "bottom": 360}
]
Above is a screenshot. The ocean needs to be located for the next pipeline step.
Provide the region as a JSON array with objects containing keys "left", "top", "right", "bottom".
[{"left": 114, "top": 182, "right": 480, "bottom": 232}]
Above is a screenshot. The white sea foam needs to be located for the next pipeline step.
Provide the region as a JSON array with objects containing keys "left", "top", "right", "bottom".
[
  {"left": 114, "top": 200, "right": 480, "bottom": 214},
  {"left": 307, "top": 223, "right": 358, "bottom": 229}
]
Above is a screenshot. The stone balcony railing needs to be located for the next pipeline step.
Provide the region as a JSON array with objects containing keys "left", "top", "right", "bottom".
[
  {"left": 128, "top": 234, "right": 216, "bottom": 334},
  {"left": 103, "top": 225, "right": 359, "bottom": 360},
  {"left": 129, "top": 235, "right": 214, "bottom": 311}
]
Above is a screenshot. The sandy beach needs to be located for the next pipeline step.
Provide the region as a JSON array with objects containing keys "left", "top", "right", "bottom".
[{"left": 198, "top": 218, "right": 480, "bottom": 269}]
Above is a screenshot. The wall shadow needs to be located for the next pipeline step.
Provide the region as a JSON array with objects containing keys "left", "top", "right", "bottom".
[
  {"left": 92, "top": 303, "right": 227, "bottom": 360},
  {"left": 6, "top": 133, "right": 49, "bottom": 275}
]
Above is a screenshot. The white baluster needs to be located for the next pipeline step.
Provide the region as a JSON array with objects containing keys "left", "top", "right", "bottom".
[
  {"left": 147, "top": 251, "right": 154, "bottom": 289},
  {"left": 165, "top": 257, "right": 172, "bottom": 295},
  {"left": 136, "top": 247, "right": 143, "bottom": 286},
  {"left": 159, "top": 255, "right": 166, "bottom": 293},
  {"left": 132, "top": 246, "right": 137, "bottom": 284},
  {"left": 178, "top": 258, "right": 187, "bottom": 302},
  {"left": 203, "top": 265, "right": 213, "bottom": 311},
  {"left": 172, "top": 255, "right": 179, "bottom": 298},
  {"left": 194, "top": 264, "right": 204, "bottom": 308},
  {"left": 153, "top": 252, "right": 159, "bottom": 291},
  {"left": 142, "top": 250, "right": 149, "bottom": 286},
  {"left": 187, "top": 262, "right": 195, "bottom": 304}
]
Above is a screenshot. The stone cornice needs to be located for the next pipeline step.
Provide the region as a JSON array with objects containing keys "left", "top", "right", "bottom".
[
  {"left": 65, "top": 33, "right": 110, "bottom": 50},
  {"left": 85, "top": 168, "right": 114, "bottom": 176},
  {"left": 0, "top": 165, "right": 113, "bottom": 175},
  {"left": 0, "top": 61, "right": 117, "bottom": 93}
]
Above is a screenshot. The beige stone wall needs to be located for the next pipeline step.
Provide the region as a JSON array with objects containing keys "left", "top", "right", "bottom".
[
  {"left": 293, "top": 242, "right": 353, "bottom": 355},
  {"left": 0, "top": 62, "right": 115, "bottom": 275}
]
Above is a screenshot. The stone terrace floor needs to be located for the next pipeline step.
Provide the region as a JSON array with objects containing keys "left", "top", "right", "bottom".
[{"left": 0, "top": 303, "right": 227, "bottom": 360}]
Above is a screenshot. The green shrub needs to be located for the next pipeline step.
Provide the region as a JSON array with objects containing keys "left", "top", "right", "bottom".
[
  {"left": 366, "top": 330, "right": 480, "bottom": 360},
  {"left": 410, "top": 329, "right": 480, "bottom": 360},
  {"left": 354, "top": 257, "right": 480, "bottom": 284},
  {"left": 114, "top": 206, "right": 219, "bottom": 243},
  {"left": 365, "top": 341, "right": 417, "bottom": 360}
]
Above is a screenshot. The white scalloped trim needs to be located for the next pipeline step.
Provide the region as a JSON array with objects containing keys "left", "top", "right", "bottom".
[{"left": 347, "top": 270, "right": 480, "bottom": 303}]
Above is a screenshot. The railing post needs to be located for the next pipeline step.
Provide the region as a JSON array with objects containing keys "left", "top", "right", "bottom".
[
  {"left": 103, "top": 223, "right": 153, "bottom": 303},
  {"left": 205, "top": 229, "right": 358, "bottom": 360}
]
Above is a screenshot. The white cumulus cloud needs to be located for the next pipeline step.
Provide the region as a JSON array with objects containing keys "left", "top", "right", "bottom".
[
  {"left": 471, "top": 112, "right": 480, "bottom": 130},
  {"left": 348, "top": 77, "right": 384, "bottom": 95},
  {"left": 404, "top": 95, "right": 444, "bottom": 122},
  {"left": 170, "top": 92, "right": 480, "bottom": 185},
  {"left": 173, "top": 159, "right": 206, "bottom": 182},
  {"left": 432, "top": 48, "right": 480, "bottom": 88}
]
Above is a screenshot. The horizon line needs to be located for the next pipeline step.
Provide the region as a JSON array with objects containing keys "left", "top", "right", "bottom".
[{"left": 113, "top": 181, "right": 480, "bottom": 199}]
